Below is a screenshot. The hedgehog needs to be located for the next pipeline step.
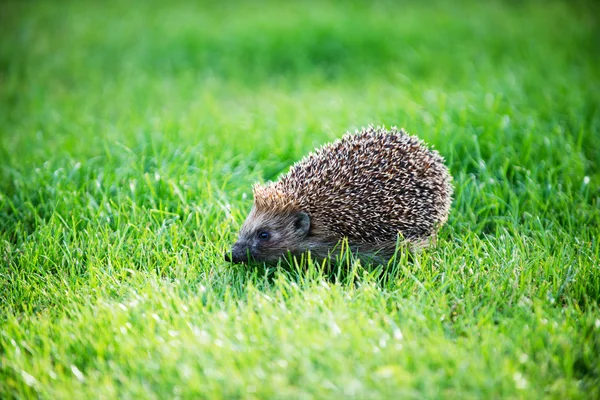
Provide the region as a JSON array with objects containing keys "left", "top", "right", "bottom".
[{"left": 225, "top": 126, "right": 453, "bottom": 265}]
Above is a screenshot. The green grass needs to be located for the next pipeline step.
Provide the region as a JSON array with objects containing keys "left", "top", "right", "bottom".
[{"left": 1, "top": 0, "right": 599, "bottom": 398}]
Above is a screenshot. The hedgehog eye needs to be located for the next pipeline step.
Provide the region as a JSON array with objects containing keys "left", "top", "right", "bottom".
[{"left": 257, "top": 231, "right": 270, "bottom": 241}]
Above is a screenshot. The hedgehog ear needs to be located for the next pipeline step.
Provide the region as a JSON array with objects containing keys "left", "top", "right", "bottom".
[{"left": 294, "top": 211, "right": 311, "bottom": 236}]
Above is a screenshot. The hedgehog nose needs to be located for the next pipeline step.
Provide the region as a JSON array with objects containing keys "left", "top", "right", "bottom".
[{"left": 226, "top": 244, "right": 248, "bottom": 264}]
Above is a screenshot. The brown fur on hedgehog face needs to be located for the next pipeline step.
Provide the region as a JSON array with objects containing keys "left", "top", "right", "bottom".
[
  {"left": 227, "top": 206, "right": 313, "bottom": 264},
  {"left": 227, "top": 184, "right": 340, "bottom": 264}
]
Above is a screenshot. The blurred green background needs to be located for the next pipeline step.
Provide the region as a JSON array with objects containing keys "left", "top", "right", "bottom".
[{"left": 1, "top": 0, "right": 599, "bottom": 398}]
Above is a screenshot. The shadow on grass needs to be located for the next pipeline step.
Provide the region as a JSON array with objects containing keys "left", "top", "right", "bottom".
[{"left": 226, "top": 240, "right": 421, "bottom": 291}]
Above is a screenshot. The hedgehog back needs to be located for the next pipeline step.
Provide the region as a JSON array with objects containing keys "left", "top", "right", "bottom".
[{"left": 272, "top": 127, "right": 452, "bottom": 244}]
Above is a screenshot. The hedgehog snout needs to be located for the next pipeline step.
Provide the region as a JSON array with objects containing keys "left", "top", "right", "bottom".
[{"left": 226, "top": 242, "right": 251, "bottom": 264}]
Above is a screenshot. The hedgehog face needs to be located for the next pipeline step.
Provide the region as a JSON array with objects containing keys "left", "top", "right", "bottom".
[{"left": 226, "top": 209, "right": 311, "bottom": 264}]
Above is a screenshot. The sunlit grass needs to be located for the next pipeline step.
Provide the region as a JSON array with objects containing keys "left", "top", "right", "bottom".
[{"left": 1, "top": 0, "right": 599, "bottom": 398}]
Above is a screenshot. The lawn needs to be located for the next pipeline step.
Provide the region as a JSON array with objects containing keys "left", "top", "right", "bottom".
[{"left": 1, "top": 0, "right": 599, "bottom": 398}]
